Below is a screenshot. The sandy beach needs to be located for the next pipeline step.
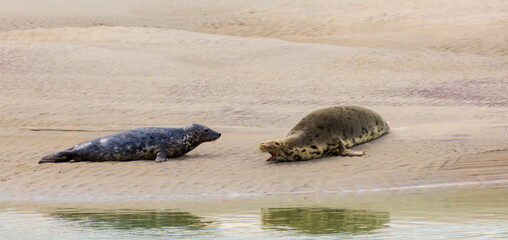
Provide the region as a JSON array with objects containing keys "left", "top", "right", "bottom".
[{"left": 0, "top": 0, "right": 507, "bottom": 201}]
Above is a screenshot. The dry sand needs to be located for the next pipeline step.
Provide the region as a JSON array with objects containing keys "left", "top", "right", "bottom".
[{"left": 0, "top": 0, "right": 507, "bottom": 201}]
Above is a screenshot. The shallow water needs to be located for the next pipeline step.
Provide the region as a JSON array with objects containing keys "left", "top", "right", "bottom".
[{"left": 1, "top": 188, "right": 507, "bottom": 239}]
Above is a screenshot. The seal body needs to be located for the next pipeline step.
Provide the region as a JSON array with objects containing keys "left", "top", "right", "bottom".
[
  {"left": 260, "top": 106, "right": 389, "bottom": 162},
  {"left": 39, "top": 123, "right": 221, "bottom": 163}
]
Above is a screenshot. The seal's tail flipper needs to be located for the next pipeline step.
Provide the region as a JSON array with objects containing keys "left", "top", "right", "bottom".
[{"left": 39, "top": 151, "right": 73, "bottom": 164}]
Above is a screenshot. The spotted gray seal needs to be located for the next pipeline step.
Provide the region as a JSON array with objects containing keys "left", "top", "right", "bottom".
[
  {"left": 259, "top": 106, "right": 389, "bottom": 162},
  {"left": 39, "top": 123, "right": 221, "bottom": 163}
]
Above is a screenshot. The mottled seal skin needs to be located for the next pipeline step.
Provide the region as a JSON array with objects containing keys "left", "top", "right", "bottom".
[
  {"left": 259, "top": 106, "right": 389, "bottom": 162},
  {"left": 39, "top": 123, "right": 221, "bottom": 163}
]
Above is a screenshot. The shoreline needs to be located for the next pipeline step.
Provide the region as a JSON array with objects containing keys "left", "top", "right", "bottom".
[
  {"left": 1, "top": 171, "right": 507, "bottom": 202},
  {"left": 1, "top": 184, "right": 506, "bottom": 206}
]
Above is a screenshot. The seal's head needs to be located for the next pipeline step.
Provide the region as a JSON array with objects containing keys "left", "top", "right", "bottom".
[
  {"left": 259, "top": 140, "right": 294, "bottom": 162},
  {"left": 184, "top": 123, "right": 221, "bottom": 143}
]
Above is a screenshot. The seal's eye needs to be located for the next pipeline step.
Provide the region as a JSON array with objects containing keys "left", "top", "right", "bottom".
[
  {"left": 274, "top": 142, "right": 280, "bottom": 146},
  {"left": 204, "top": 129, "right": 209, "bottom": 133}
]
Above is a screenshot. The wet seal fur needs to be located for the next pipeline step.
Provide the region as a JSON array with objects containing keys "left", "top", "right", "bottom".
[
  {"left": 260, "top": 106, "right": 389, "bottom": 162},
  {"left": 39, "top": 123, "right": 221, "bottom": 163}
]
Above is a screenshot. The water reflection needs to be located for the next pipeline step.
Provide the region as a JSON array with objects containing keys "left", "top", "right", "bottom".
[
  {"left": 262, "top": 207, "right": 390, "bottom": 235},
  {"left": 47, "top": 209, "right": 214, "bottom": 231},
  {"left": 1, "top": 188, "right": 508, "bottom": 240}
]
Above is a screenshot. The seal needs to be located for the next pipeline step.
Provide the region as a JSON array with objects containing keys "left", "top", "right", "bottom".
[
  {"left": 39, "top": 123, "right": 221, "bottom": 163},
  {"left": 259, "top": 106, "right": 389, "bottom": 162}
]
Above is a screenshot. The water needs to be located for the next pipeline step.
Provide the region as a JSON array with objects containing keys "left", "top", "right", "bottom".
[{"left": 1, "top": 188, "right": 507, "bottom": 239}]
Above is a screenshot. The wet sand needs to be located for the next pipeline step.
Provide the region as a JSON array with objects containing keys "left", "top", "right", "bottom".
[{"left": 0, "top": 0, "right": 507, "bottom": 201}]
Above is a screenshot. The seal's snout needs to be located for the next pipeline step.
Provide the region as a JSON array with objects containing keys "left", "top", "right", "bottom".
[
  {"left": 208, "top": 129, "right": 221, "bottom": 141},
  {"left": 212, "top": 132, "right": 221, "bottom": 141},
  {"left": 213, "top": 131, "right": 221, "bottom": 140},
  {"left": 259, "top": 141, "right": 282, "bottom": 162},
  {"left": 259, "top": 143, "right": 269, "bottom": 151}
]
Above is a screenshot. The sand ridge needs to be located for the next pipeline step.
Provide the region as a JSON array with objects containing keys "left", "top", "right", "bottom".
[
  {"left": 1, "top": 0, "right": 507, "bottom": 56},
  {"left": 0, "top": 1, "right": 507, "bottom": 201}
]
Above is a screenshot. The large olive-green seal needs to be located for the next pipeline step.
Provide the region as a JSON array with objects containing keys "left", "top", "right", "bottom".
[{"left": 259, "top": 106, "right": 389, "bottom": 162}]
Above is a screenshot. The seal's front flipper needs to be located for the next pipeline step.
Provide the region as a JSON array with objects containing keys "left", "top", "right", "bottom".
[
  {"left": 333, "top": 139, "right": 365, "bottom": 157},
  {"left": 155, "top": 150, "right": 167, "bottom": 163},
  {"left": 339, "top": 149, "right": 366, "bottom": 157}
]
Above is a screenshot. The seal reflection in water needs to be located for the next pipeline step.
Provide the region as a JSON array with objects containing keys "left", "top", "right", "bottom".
[
  {"left": 260, "top": 106, "right": 389, "bottom": 162},
  {"left": 47, "top": 209, "right": 214, "bottom": 231},
  {"left": 262, "top": 207, "right": 390, "bottom": 235},
  {"left": 39, "top": 123, "right": 221, "bottom": 163}
]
